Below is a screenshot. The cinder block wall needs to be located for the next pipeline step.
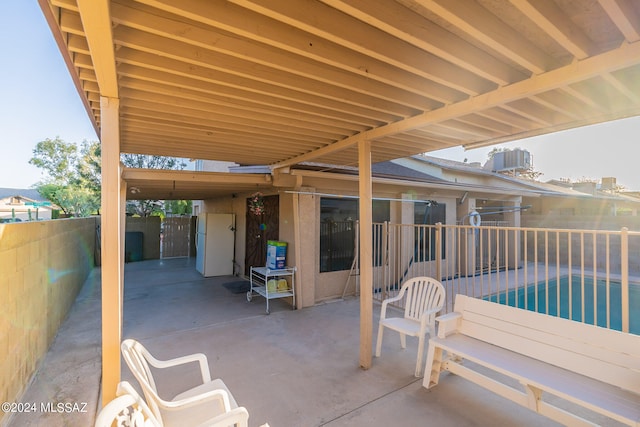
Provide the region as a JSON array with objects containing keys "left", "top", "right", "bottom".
[{"left": 0, "top": 218, "right": 96, "bottom": 424}]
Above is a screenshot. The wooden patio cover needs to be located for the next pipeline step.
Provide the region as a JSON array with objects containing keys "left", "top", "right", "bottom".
[{"left": 40, "top": 0, "right": 640, "bottom": 404}]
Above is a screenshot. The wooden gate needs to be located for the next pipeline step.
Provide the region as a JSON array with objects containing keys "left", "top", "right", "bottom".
[
  {"left": 162, "top": 216, "right": 191, "bottom": 258},
  {"left": 245, "top": 195, "right": 279, "bottom": 275}
]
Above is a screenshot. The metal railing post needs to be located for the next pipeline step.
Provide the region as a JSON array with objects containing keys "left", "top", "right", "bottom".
[
  {"left": 436, "top": 222, "right": 442, "bottom": 281},
  {"left": 621, "top": 227, "right": 629, "bottom": 333}
]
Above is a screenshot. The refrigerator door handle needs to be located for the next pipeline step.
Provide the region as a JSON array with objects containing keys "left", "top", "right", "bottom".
[{"left": 195, "top": 217, "right": 200, "bottom": 251}]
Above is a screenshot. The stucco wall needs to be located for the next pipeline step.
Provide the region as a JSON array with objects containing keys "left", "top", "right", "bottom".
[
  {"left": 0, "top": 218, "right": 96, "bottom": 424},
  {"left": 199, "top": 184, "right": 482, "bottom": 306}
]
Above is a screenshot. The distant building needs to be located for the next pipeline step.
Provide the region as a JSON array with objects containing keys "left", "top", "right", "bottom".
[{"left": 0, "top": 188, "right": 59, "bottom": 222}]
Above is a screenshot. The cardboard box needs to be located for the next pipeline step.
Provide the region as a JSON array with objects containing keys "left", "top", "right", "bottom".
[{"left": 266, "top": 240, "right": 287, "bottom": 269}]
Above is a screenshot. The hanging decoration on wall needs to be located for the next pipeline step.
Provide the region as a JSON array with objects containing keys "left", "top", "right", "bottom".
[{"left": 248, "top": 192, "right": 265, "bottom": 216}]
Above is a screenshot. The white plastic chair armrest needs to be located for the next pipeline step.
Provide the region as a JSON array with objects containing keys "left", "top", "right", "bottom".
[
  {"left": 158, "top": 387, "right": 233, "bottom": 413},
  {"left": 144, "top": 351, "right": 212, "bottom": 383},
  {"left": 422, "top": 305, "right": 442, "bottom": 317},
  {"left": 419, "top": 305, "right": 443, "bottom": 330},
  {"left": 379, "top": 288, "right": 408, "bottom": 319},
  {"left": 193, "top": 406, "right": 249, "bottom": 427}
]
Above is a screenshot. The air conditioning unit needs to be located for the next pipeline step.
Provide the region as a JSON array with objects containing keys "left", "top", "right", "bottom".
[
  {"left": 601, "top": 177, "right": 617, "bottom": 190},
  {"left": 490, "top": 149, "right": 531, "bottom": 173}
]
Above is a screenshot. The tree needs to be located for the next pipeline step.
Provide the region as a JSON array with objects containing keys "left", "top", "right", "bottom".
[
  {"left": 30, "top": 138, "right": 190, "bottom": 218},
  {"left": 55, "top": 186, "right": 99, "bottom": 218},
  {"left": 120, "top": 154, "right": 189, "bottom": 217},
  {"left": 165, "top": 199, "right": 192, "bottom": 216},
  {"left": 120, "top": 153, "right": 186, "bottom": 170},
  {"left": 29, "top": 137, "right": 78, "bottom": 184},
  {"left": 30, "top": 137, "right": 101, "bottom": 217},
  {"left": 77, "top": 141, "right": 101, "bottom": 194}
]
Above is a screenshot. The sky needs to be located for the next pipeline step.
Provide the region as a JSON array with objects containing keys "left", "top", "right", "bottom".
[{"left": 1, "top": 2, "right": 639, "bottom": 191}]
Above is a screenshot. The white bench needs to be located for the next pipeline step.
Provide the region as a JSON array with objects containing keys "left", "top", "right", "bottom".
[{"left": 423, "top": 294, "right": 640, "bottom": 426}]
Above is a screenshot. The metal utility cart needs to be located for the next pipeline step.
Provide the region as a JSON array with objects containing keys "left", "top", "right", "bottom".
[{"left": 247, "top": 266, "right": 296, "bottom": 314}]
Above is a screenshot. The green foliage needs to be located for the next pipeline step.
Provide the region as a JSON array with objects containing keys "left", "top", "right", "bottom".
[
  {"left": 487, "top": 147, "right": 505, "bottom": 159},
  {"left": 30, "top": 138, "right": 192, "bottom": 218},
  {"left": 120, "top": 154, "right": 186, "bottom": 170},
  {"left": 30, "top": 138, "right": 101, "bottom": 217},
  {"left": 55, "top": 187, "right": 100, "bottom": 218},
  {"left": 78, "top": 141, "right": 101, "bottom": 193},
  {"left": 122, "top": 153, "right": 189, "bottom": 217},
  {"left": 126, "top": 199, "right": 164, "bottom": 217},
  {"left": 165, "top": 199, "right": 192, "bottom": 216},
  {"left": 36, "top": 183, "right": 67, "bottom": 214},
  {"left": 29, "top": 137, "right": 78, "bottom": 184}
]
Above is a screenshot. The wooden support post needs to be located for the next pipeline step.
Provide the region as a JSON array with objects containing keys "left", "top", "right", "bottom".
[
  {"left": 358, "top": 139, "right": 373, "bottom": 369},
  {"left": 100, "top": 96, "right": 123, "bottom": 405},
  {"left": 292, "top": 192, "right": 303, "bottom": 310}
]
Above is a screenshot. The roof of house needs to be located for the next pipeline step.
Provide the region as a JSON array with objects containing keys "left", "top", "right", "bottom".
[
  {"left": 401, "top": 155, "right": 640, "bottom": 203},
  {"left": 0, "top": 188, "right": 47, "bottom": 202},
  {"left": 295, "top": 161, "right": 446, "bottom": 183}
]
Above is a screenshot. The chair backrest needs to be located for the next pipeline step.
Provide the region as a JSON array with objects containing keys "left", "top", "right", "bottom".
[
  {"left": 95, "top": 381, "right": 161, "bottom": 427},
  {"left": 121, "top": 339, "right": 164, "bottom": 423},
  {"left": 401, "top": 276, "right": 445, "bottom": 323}
]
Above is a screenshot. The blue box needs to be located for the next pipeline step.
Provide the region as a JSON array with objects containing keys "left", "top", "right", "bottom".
[{"left": 266, "top": 240, "right": 287, "bottom": 269}]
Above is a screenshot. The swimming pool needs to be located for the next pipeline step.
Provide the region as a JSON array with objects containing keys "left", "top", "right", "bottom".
[{"left": 485, "top": 275, "right": 640, "bottom": 335}]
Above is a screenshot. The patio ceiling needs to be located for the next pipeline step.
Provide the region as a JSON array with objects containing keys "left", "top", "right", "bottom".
[
  {"left": 122, "top": 168, "right": 273, "bottom": 200},
  {"left": 41, "top": 0, "right": 640, "bottom": 170}
]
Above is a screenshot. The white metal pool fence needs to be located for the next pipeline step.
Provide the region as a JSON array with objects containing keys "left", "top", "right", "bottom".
[{"left": 364, "top": 222, "right": 638, "bottom": 333}]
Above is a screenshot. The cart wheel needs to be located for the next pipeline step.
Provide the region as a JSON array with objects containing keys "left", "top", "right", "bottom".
[{"left": 246, "top": 291, "right": 252, "bottom": 302}]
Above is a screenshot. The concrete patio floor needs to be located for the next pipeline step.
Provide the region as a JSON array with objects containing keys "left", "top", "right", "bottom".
[{"left": 6, "top": 258, "right": 622, "bottom": 426}]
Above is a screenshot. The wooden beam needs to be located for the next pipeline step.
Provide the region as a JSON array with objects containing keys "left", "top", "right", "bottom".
[
  {"left": 273, "top": 135, "right": 363, "bottom": 169},
  {"left": 122, "top": 168, "right": 272, "bottom": 185},
  {"left": 116, "top": 62, "right": 395, "bottom": 125},
  {"left": 136, "top": 0, "right": 465, "bottom": 103},
  {"left": 598, "top": 0, "right": 640, "bottom": 42},
  {"left": 111, "top": 25, "right": 432, "bottom": 115},
  {"left": 100, "top": 96, "right": 122, "bottom": 405},
  {"left": 322, "top": 0, "right": 525, "bottom": 86},
  {"left": 415, "top": 0, "right": 554, "bottom": 73},
  {"left": 76, "top": 0, "right": 118, "bottom": 97},
  {"left": 358, "top": 139, "right": 373, "bottom": 370},
  {"left": 233, "top": 0, "right": 491, "bottom": 96},
  {"left": 511, "top": 0, "right": 595, "bottom": 59},
  {"left": 278, "top": 39, "right": 640, "bottom": 166}
]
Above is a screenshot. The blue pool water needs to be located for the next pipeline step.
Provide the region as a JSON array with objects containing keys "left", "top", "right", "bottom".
[{"left": 486, "top": 275, "right": 639, "bottom": 335}]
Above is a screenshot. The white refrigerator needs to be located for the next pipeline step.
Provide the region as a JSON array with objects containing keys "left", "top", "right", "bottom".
[{"left": 195, "top": 213, "right": 235, "bottom": 277}]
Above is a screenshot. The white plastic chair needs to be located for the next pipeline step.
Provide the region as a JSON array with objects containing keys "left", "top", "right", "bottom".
[
  {"left": 95, "top": 381, "right": 161, "bottom": 427},
  {"left": 375, "top": 276, "right": 445, "bottom": 377},
  {"left": 95, "top": 380, "right": 252, "bottom": 427},
  {"left": 121, "top": 339, "right": 247, "bottom": 427}
]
